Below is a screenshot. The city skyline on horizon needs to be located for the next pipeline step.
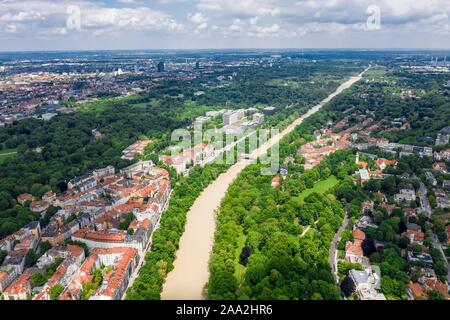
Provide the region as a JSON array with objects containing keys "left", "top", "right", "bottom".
[{"left": 4, "top": 47, "right": 450, "bottom": 54}]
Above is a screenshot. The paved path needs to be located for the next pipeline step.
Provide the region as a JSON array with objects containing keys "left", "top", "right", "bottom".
[
  {"left": 161, "top": 68, "right": 369, "bottom": 300},
  {"left": 300, "top": 220, "right": 319, "bottom": 238},
  {"left": 418, "top": 182, "right": 432, "bottom": 218},
  {"left": 329, "top": 205, "right": 350, "bottom": 285}
]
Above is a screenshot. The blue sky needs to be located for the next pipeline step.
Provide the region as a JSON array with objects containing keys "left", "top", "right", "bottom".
[{"left": 1, "top": 0, "right": 450, "bottom": 51}]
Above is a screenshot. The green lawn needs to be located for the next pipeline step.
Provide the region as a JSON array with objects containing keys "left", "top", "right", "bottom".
[
  {"left": 297, "top": 175, "right": 339, "bottom": 203},
  {"left": 76, "top": 95, "right": 141, "bottom": 113},
  {"left": 0, "top": 148, "right": 18, "bottom": 164},
  {"left": 267, "top": 79, "right": 301, "bottom": 89}
]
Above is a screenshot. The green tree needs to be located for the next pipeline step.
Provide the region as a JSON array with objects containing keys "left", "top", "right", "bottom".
[
  {"left": 428, "top": 290, "right": 446, "bottom": 300},
  {"left": 31, "top": 273, "right": 48, "bottom": 287},
  {"left": 25, "top": 250, "right": 39, "bottom": 268},
  {"left": 0, "top": 250, "right": 7, "bottom": 265},
  {"left": 50, "top": 284, "right": 64, "bottom": 300}
]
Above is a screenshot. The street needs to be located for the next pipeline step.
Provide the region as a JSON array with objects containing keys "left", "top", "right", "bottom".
[
  {"left": 328, "top": 204, "right": 350, "bottom": 285},
  {"left": 418, "top": 182, "right": 432, "bottom": 218}
]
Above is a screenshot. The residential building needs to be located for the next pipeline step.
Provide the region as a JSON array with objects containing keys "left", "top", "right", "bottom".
[
  {"left": 0, "top": 267, "right": 19, "bottom": 293},
  {"left": 375, "top": 158, "right": 398, "bottom": 171},
  {"left": 2, "top": 251, "right": 26, "bottom": 274},
  {"left": 2, "top": 273, "right": 32, "bottom": 300},
  {"left": 402, "top": 230, "right": 425, "bottom": 245},
  {"left": 271, "top": 176, "right": 281, "bottom": 188},
  {"left": 433, "top": 162, "right": 447, "bottom": 173},
  {"left": 407, "top": 282, "right": 428, "bottom": 300},
  {"left": 345, "top": 229, "right": 367, "bottom": 265},
  {"left": 348, "top": 268, "right": 386, "bottom": 300},
  {"left": 424, "top": 279, "right": 450, "bottom": 300},
  {"left": 121, "top": 140, "right": 152, "bottom": 161},
  {"left": 17, "top": 194, "right": 33, "bottom": 206},
  {"left": 60, "top": 247, "right": 138, "bottom": 300},
  {"left": 30, "top": 200, "right": 50, "bottom": 214},
  {"left": 434, "top": 149, "right": 450, "bottom": 162},
  {"left": 435, "top": 133, "right": 450, "bottom": 146},
  {"left": 395, "top": 185, "right": 416, "bottom": 205},
  {"left": 407, "top": 251, "right": 433, "bottom": 268},
  {"left": 425, "top": 171, "right": 438, "bottom": 186}
]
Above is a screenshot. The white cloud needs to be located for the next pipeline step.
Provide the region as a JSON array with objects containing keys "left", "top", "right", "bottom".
[
  {"left": 0, "top": 0, "right": 185, "bottom": 36},
  {"left": 82, "top": 7, "right": 184, "bottom": 32},
  {"left": 187, "top": 12, "right": 207, "bottom": 25},
  {"left": 193, "top": 0, "right": 450, "bottom": 40},
  {"left": 1, "top": 0, "right": 450, "bottom": 49}
]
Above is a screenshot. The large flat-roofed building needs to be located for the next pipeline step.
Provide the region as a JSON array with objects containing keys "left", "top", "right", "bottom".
[
  {"left": 262, "top": 107, "right": 276, "bottom": 115},
  {"left": 223, "top": 110, "right": 245, "bottom": 126},
  {"left": 253, "top": 113, "right": 265, "bottom": 124},
  {"left": 348, "top": 268, "right": 386, "bottom": 300}
]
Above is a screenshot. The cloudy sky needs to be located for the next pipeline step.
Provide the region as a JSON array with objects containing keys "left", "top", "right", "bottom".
[{"left": 1, "top": 0, "right": 450, "bottom": 51}]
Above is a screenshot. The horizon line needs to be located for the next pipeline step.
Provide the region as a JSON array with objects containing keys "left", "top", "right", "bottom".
[{"left": 2, "top": 47, "right": 450, "bottom": 54}]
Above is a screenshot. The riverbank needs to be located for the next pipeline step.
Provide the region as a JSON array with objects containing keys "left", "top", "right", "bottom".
[{"left": 161, "top": 68, "right": 369, "bottom": 300}]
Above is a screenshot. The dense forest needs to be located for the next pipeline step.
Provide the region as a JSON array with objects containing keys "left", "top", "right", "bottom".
[{"left": 206, "top": 147, "right": 360, "bottom": 299}]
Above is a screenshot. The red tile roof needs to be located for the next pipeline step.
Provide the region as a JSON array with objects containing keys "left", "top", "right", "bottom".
[
  {"left": 407, "top": 282, "right": 428, "bottom": 299},
  {"left": 3, "top": 273, "right": 31, "bottom": 295},
  {"left": 60, "top": 247, "right": 137, "bottom": 300},
  {"left": 72, "top": 228, "right": 126, "bottom": 243},
  {"left": 67, "top": 245, "right": 84, "bottom": 258},
  {"left": 352, "top": 229, "right": 366, "bottom": 241},
  {"left": 425, "top": 279, "right": 450, "bottom": 299},
  {"left": 345, "top": 241, "right": 363, "bottom": 256},
  {"left": 17, "top": 194, "right": 33, "bottom": 202}
]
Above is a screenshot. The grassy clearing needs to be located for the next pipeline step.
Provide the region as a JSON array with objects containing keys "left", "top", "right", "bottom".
[
  {"left": 267, "top": 79, "right": 301, "bottom": 89},
  {"left": 297, "top": 175, "right": 339, "bottom": 203},
  {"left": 0, "top": 148, "right": 18, "bottom": 164},
  {"left": 76, "top": 95, "right": 141, "bottom": 113}
]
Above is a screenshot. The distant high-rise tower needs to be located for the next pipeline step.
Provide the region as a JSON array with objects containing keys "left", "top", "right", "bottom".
[
  {"left": 195, "top": 61, "right": 200, "bottom": 70},
  {"left": 157, "top": 61, "right": 165, "bottom": 73}
]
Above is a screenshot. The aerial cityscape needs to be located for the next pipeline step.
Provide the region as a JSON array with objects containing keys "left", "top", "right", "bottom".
[{"left": 0, "top": 0, "right": 449, "bottom": 309}]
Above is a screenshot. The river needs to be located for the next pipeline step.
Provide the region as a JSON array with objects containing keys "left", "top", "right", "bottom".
[{"left": 161, "top": 68, "right": 369, "bottom": 300}]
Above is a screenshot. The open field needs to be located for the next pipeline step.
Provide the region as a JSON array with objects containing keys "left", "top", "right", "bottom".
[
  {"left": 297, "top": 175, "right": 339, "bottom": 203},
  {"left": 0, "top": 149, "right": 17, "bottom": 164}
]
